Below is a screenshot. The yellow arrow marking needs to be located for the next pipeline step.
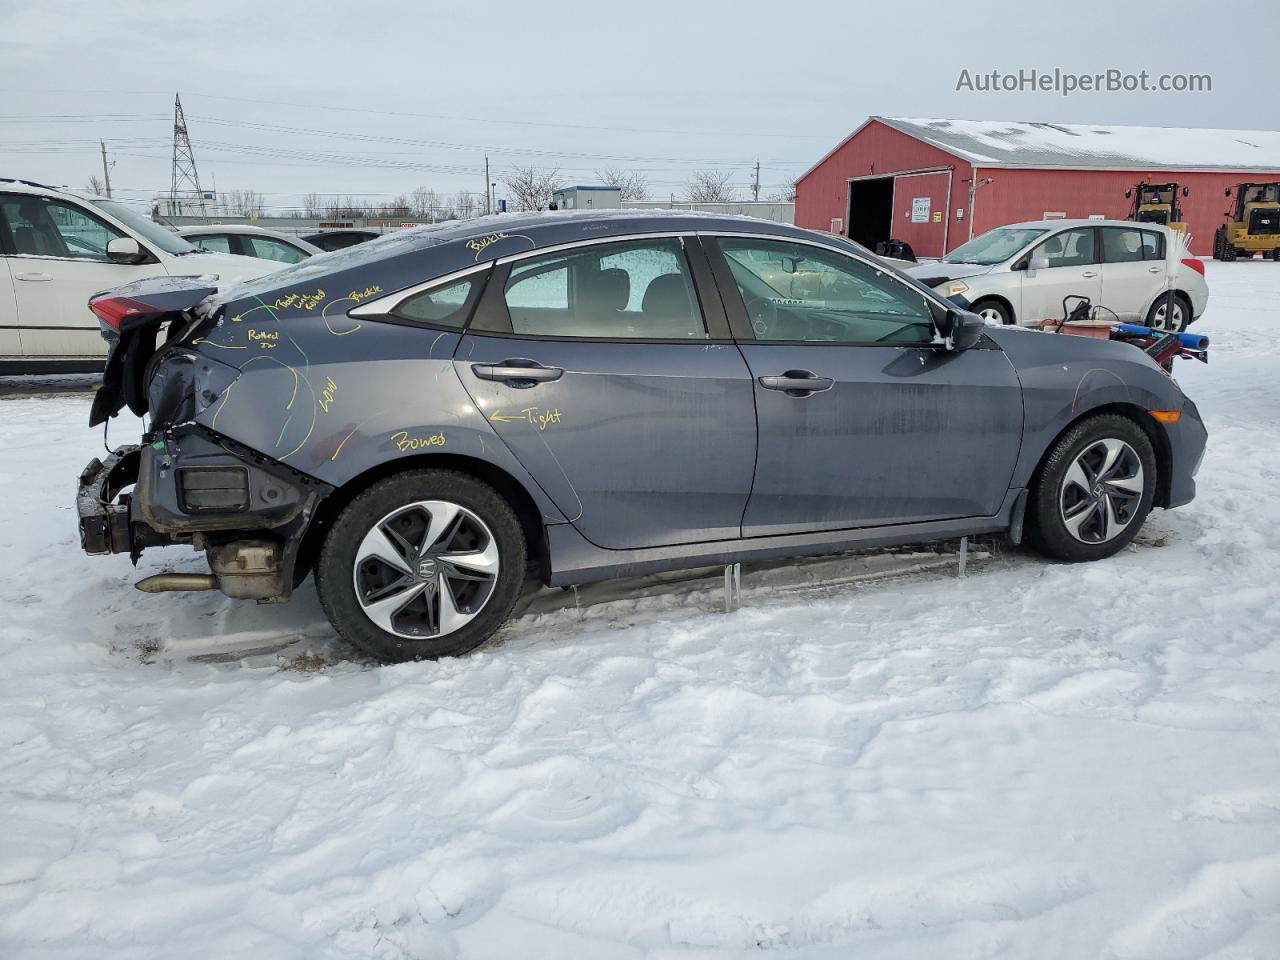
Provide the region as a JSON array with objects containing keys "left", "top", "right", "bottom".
[
  {"left": 192, "top": 338, "right": 247, "bottom": 350},
  {"left": 488, "top": 410, "right": 528, "bottom": 423}
]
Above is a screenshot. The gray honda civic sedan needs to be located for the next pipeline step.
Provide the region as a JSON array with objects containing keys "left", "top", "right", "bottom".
[{"left": 77, "top": 210, "right": 1206, "bottom": 662}]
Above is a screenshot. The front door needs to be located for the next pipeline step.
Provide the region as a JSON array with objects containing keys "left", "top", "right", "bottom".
[
  {"left": 705, "top": 236, "right": 1023, "bottom": 538},
  {"left": 1018, "top": 226, "right": 1102, "bottom": 326},
  {"left": 455, "top": 235, "right": 757, "bottom": 550},
  {"left": 0, "top": 193, "right": 156, "bottom": 359}
]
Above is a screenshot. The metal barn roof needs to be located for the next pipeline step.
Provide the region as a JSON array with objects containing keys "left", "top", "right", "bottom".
[
  {"left": 863, "top": 117, "right": 1280, "bottom": 172},
  {"left": 875, "top": 119, "right": 1280, "bottom": 174}
]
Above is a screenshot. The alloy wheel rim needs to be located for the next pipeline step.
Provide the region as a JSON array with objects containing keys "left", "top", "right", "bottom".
[
  {"left": 352, "top": 500, "right": 499, "bottom": 639},
  {"left": 1059, "top": 438, "right": 1144, "bottom": 544},
  {"left": 1151, "top": 302, "right": 1184, "bottom": 332},
  {"left": 978, "top": 306, "right": 1003, "bottom": 324}
]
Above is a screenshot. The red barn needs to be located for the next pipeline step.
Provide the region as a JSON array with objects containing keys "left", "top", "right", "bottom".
[{"left": 795, "top": 117, "right": 1280, "bottom": 258}]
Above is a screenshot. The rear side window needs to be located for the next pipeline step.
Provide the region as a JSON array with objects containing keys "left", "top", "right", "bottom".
[
  {"left": 395, "top": 276, "right": 476, "bottom": 327},
  {"left": 1141, "top": 230, "right": 1164, "bottom": 261},
  {"left": 501, "top": 238, "right": 706, "bottom": 340},
  {"left": 1101, "top": 227, "right": 1151, "bottom": 263}
]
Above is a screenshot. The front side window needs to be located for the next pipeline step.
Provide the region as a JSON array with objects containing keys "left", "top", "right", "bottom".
[
  {"left": 1032, "top": 228, "right": 1097, "bottom": 268},
  {"left": 396, "top": 276, "right": 475, "bottom": 327},
  {"left": 188, "top": 234, "right": 233, "bottom": 254},
  {"left": 502, "top": 238, "right": 705, "bottom": 340},
  {"left": 0, "top": 196, "right": 124, "bottom": 260},
  {"left": 719, "top": 238, "right": 934, "bottom": 344},
  {"left": 243, "top": 235, "right": 308, "bottom": 263}
]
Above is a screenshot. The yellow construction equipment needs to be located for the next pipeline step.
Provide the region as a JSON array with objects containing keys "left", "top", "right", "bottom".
[
  {"left": 1125, "top": 182, "right": 1189, "bottom": 235},
  {"left": 1213, "top": 182, "right": 1280, "bottom": 261}
]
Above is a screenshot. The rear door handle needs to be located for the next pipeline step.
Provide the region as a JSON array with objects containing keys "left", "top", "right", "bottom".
[
  {"left": 15, "top": 272, "right": 52, "bottom": 282},
  {"left": 1149, "top": 265, "right": 1163, "bottom": 273},
  {"left": 758, "top": 370, "right": 834, "bottom": 396},
  {"left": 471, "top": 360, "right": 563, "bottom": 385},
  {"left": 1081, "top": 271, "right": 1098, "bottom": 278}
]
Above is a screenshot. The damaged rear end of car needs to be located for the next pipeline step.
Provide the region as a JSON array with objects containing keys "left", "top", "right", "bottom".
[{"left": 78, "top": 275, "right": 332, "bottom": 602}]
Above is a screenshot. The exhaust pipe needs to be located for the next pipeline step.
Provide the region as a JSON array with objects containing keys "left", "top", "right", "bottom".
[{"left": 135, "top": 573, "right": 218, "bottom": 593}]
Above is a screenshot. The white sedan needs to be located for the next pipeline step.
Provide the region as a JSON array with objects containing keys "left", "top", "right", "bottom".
[
  {"left": 177, "top": 224, "right": 324, "bottom": 263},
  {"left": 0, "top": 179, "right": 279, "bottom": 371},
  {"left": 904, "top": 219, "right": 1209, "bottom": 331}
]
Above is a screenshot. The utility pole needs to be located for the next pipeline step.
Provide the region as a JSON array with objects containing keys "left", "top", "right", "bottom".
[
  {"left": 752, "top": 160, "right": 760, "bottom": 202},
  {"left": 484, "top": 155, "right": 490, "bottom": 215},
  {"left": 99, "top": 141, "right": 113, "bottom": 198}
]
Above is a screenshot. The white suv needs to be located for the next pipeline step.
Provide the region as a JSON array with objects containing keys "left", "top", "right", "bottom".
[
  {"left": 0, "top": 179, "right": 279, "bottom": 371},
  {"left": 904, "top": 219, "right": 1209, "bottom": 331}
]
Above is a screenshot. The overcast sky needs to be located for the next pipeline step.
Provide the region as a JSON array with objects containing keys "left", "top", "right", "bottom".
[{"left": 2, "top": 0, "right": 1275, "bottom": 212}]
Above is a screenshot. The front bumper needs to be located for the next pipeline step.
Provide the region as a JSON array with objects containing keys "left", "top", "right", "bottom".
[{"left": 1162, "top": 395, "right": 1207, "bottom": 509}]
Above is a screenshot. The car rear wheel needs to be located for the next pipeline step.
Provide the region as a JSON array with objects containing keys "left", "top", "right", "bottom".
[
  {"left": 971, "top": 298, "right": 1012, "bottom": 325},
  {"left": 1146, "top": 294, "right": 1189, "bottom": 332},
  {"left": 1027, "top": 414, "right": 1157, "bottom": 563},
  {"left": 316, "top": 470, "right": 526, "bottom": 662}
]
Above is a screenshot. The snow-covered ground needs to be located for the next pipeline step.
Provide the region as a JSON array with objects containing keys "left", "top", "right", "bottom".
[{"left": 2, "top": 261, "right": 1278, "bottom": 959}]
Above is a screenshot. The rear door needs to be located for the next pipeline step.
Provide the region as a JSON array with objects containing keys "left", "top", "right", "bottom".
[
  {"left": 1017, "top": 227, "right": 1101, "bottom": 325},
  {"left": 1099, "top": 226, "right": 1165, "bottom": 322},
  {"left": 0, "top": 256, "right": 20, "bottom": 360},
  {"left": 0, "top": 193, "right": 157, "bottom": 359},
  {"left": 454, "top": 235, "right": 757, "bottom": 550},
  {"left": 705, "top": 235, "right": 1023, "bottom": 537}
]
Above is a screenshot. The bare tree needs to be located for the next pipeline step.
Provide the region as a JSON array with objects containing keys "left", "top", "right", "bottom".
[
  {"left": 501, "top": 166, "right": 565, "bottom": 212},
  {"left": 767, "top": 180, "right": 798, "bottom": 203},
  {"left": 594, "top": 167, "right": 650, "bottom": 200},
  {"left": 85, "top": 174, "right": 107, "bottom": 196},
  {"left": 684, "top": 170, "right": 736, "bottom": 203},
  {"left": 452, "top": 190, "right": 478, "bottom": 220},
  {"left": 302, "top": 192, "right": 323, "bottom": 218},
  {"left": 410, "top": 186, "right": 440, "bottom": 220},
  {"left": 224, "top": 188, "right": 265, "bottom": 217}
]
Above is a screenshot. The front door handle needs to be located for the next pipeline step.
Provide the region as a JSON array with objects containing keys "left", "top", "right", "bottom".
[
  {"left": 758, "top": 370, "right": 834, "bottom": 397},
  {"left": 1081, "top": 270, "right": 1099, "bottom": 278},
  {"left": 1149, "top": 265, "right": 1163, "bottom": 273},
  {"left": 15, "top": 272, "right": 52, "bottom": 282},
  {"left": 472, "top": 360, "right": 563, "bottom": 386}
]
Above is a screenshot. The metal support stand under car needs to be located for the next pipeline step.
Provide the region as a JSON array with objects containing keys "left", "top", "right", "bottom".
[{"left": 723, "top": 562, "right": 741, "bottom": 613}]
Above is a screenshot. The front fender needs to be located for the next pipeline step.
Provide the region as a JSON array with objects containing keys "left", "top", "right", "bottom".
[{"left": 987, "top": 326, "right": 1187, "bottom": 489}]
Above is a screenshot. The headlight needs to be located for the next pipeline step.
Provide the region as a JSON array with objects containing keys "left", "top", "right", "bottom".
[{"left": 943, "top": 280, "right": 969, "bottom": 297}]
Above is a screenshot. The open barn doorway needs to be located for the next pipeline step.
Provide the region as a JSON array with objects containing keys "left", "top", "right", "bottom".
[{"left": 846, "top": 177, "right": 894, "bottom": 251}]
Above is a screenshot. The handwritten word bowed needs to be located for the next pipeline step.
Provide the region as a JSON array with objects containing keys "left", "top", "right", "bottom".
[{"left": 391, "top": 430, "right": 445, "bottom": 451}]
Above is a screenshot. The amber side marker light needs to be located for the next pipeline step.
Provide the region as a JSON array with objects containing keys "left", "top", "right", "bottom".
[{"left": 1149, "top": 410, "right": 1181, "bottom": 424}]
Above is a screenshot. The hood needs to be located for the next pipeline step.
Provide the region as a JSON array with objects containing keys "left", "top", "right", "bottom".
[
  {"left": 162, "top": 251, "right": 282, "bottom": 287},
  {"left": 903, "top": 260, "right": 996, "bottom": 287}
]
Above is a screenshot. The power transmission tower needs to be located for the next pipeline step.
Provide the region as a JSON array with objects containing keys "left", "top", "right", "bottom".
[{"left": 169, "top": 93, "right": 208, "bottom": 217}]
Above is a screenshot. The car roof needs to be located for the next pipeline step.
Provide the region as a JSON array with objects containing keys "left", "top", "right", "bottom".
[
  {"left": 999, "top": 218, "right": 1170, "bottom": 232},
  {"left": 178, "top": 224, "right": 324, "bottom": 252}
]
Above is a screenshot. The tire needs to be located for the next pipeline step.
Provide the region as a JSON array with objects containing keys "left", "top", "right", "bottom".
[
  {"left": 1145, "top": 293, "right": 1190, "bottom": 333},
  {"left": 971, "top": 298, "right": 1013, "bottom": 325},
  {"left": 1212, "top": 225, "right": 1225, "bottom": 260},
  {"left": 1027, "top": 414, "right": 1157, "bottom": 564},
  {"left": 1222, "top": 242, "right": 1238, "bottom": 262},
  {"left": 316, "top": 469, "right": 527, "bottom": 662}
]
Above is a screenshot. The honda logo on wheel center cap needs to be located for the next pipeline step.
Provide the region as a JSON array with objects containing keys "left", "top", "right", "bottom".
[{"left": 418, "top": 557, "right": 437, "bottom": 578}]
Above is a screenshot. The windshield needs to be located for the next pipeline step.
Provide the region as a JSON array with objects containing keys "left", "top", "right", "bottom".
[
  {"left": 943, "top": 227, "right": 1048, "bottom": 265},
  {"left": 88, "top": 198, "right": 195, "bottom": 255}
]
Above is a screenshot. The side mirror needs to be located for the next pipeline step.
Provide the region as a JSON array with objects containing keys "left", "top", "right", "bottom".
[
  {"left": 1029, "top": 251, "right": 1051, "bottom": 272},
  {"left": 1124, "top": 188, "right": 1133, "bottom": 199},
  {"left": 107, "top": 237, "right": 146, "bottom": 265},
  {"left": 937, "top": 308, "right": 986, "bottom": 351},
  {"left": 1183, "top": 187, "right": 1190, "bottom": 197},
  {"left": 1225, "top": 187, "right": 1233, "bottom": 198}
]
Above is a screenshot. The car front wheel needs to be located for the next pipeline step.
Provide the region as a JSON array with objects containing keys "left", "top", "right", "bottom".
[
  {"left": 971, "top": 298, "right": 1012, "bottom": 325},
  {"left": 1027, "top": 414, "right": 1157, "bottom": 563},
  {"left": 316, "top": 470, "right": 526, "bottom": 662}
]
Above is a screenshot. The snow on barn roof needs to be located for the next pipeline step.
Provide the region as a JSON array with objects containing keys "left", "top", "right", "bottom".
[
  {"left": 879, "top": 117, "right": 1280, "bottom": 171},
  {"left": 801, "top": 117, "right": 1280, "bottom": 177}
]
